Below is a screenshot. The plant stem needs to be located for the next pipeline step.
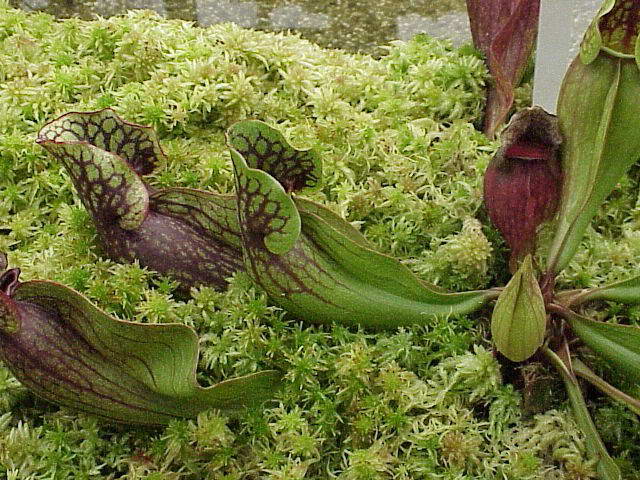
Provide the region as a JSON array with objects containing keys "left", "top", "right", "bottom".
[
  {"left": 546, "top": 302, "right": 573, "bottom": 318},
  {"left": 554, "top": 288, "right": 591, "bottom": 308},
  {"left": 573, "top": 358, "right": 640, "bottom": 416},
  {"left": 543, "top": 346, "right": 621, "bottom": 480}
]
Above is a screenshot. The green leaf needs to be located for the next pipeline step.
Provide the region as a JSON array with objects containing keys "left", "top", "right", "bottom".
[
  {"left": 547, "top": 54, "right": 640, "bottom": 273},
  {"left": 573, "top": 275, "right": 640, "bottom": 305},
  {"left": 573, "top": 358, "right": 640, "bottom": 416},
  {"left": 491, "top": 255, "right": 546, "bottom": 362},
  {"left": 544, "top": 347, "right": 621, "bottom": 480},
  {"left": 566, "top": 309, "right": 640, "bottom": 383},
  {"left": 294, "top": 197, "right": 371, "bottom": 248},
  {"left": 226, "top": 120, "right": 322, "bottom": 255},
  {"left": 226, "top": 121, "right": 305, "bottom": 255},
  {"left": 38, "top": 110, "right": 245, "bottom": 291},
  {"left": 38, "top": 109, "right": 165, "bottom": 174},
  {"left": 549, "top": 1, "right": 640, "bottom": 273},
  {"left": 37, "top": 142, "right": 150, "bottom": 231},
  {"left": 298, "top": 201, "right": 496, "bottom": 326},
  {"left": 580, "top": 0, "right": 640, "bottom": 62},
  {"left": 226, "top": 122, "right": 496, "bottom": 328},
  {"left": 0, "top": 280, "right": 281, "bottom": 425},
  {"left": 230, "top": 148, "right": 301, "bottom": 255}
]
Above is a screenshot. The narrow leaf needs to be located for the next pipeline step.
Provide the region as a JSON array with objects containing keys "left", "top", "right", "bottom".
[
  {"left": 572, "top": 275, "right": 640, "bottom": 305},
  {"left": 544, "top": 347, "right": 622, "bottom": 480},
  {"left": 573, "top": 358, "right": 640, "bottom": 416},
  {"left": 566, "top": 309, "right": 640, "bottom": 383},
  {"left": 491, "top": 255, "right": 546, "bottom": 362}
]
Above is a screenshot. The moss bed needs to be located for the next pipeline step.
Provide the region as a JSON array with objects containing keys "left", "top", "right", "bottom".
[{"left": 1, "top": 3, "right": 640, "bottom": 478}]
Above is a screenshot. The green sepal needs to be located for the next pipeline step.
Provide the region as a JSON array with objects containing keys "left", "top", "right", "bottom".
[
  {"left": 566, "top": 309, "right": 640, "bottom": 384},
  {"left": 544, "top": 347, "right": 622, "bottom": 480},
  {"left": 548, "top": 54, "right": 640, "bottom": 273},
  {"left": 2, "top": 280, "right": 281, "bottom": 425},
  {"left": 491, "top": 255, "right": 546, "bottom": 362}
]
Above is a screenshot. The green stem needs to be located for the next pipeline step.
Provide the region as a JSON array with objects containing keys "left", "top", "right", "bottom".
[
  {"left": 546, "top": 302, "right": 574, "bottom": 318},
  {"left": 543, "top": 346, "right": 621, "bottom": 480},
  {"left": 554, "top": 288, "right": 593, "bottom": 308},
  {"left": 573, "top": 358, "right": 640, "bottom": 416}
]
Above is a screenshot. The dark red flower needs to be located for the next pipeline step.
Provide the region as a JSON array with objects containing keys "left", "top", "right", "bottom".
[{"left": 484, "top": 107, "right": 562, "bottom": 271}]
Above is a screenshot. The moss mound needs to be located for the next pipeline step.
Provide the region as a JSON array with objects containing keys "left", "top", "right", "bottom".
[{"left": 2, "top": 3, "right": 640, "bottom": 478}]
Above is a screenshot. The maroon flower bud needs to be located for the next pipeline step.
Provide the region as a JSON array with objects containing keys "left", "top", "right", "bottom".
[
  {"left": 466, "top": 0, "right": 541, "bottom": 137},
  {"left": 483, "top": 107, "right": 562, "bottom": 272}
]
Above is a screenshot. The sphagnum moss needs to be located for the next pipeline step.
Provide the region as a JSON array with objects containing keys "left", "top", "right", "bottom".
[{"left": 1, "top": 2, "right": 639, "bottom": 478}]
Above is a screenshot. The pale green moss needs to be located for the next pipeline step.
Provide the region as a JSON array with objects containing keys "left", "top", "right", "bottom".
[
  {"left": 413, "top": 218, "right": 494, "bottom": 290},
  {"left": 1, "top": 2, "right": 638, "bottom": 478}
]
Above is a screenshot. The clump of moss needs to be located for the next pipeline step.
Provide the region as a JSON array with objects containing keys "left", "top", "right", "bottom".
[{"left": 1, "top": 2, "right": 638, "bottom": 477}]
